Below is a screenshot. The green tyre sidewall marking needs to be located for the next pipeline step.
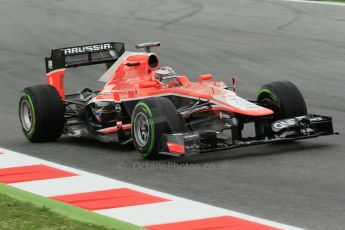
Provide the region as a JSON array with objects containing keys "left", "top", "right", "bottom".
[
  {"left": 20, "top": 92, "right": 36, "bottom": 139},
  {"left": 133, "top": 102, "right": 155, "bottom": 157},
  {"left": 258, "top": 88, "right": 278, "bottom": 102}
]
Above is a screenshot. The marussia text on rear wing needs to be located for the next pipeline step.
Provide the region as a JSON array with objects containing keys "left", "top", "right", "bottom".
[{"left": 45, "top": 42, "right": 125, "bottom": 73}]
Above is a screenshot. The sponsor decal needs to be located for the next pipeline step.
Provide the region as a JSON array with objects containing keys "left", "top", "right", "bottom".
[
  {"left": 309, "top": 117, "right": 323, "bottom": 122},
  {"left": 91, "top": 107, "right": 103, "bottom": 122},
  {"left": 115, "top": 104, "right": 121, "bottom": 113},
  {"left": 272, "top": 118, "right": 296, "bottom": 132},
  {"left": 213, "top": 95, "right": 261, "bottom": 110},
  {"left": 64, "top": 43, "right": 113, "bottom": 55},
  {"left": 48, "top": 60, "right": 53, "bottom": 69}
]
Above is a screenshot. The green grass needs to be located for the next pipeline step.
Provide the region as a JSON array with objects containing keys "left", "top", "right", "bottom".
[
  {"left": 0, "top": 192, "right": 113, "bottom": 230},
  {"left": 0, "top": 183, "right": 145, "bottom": 230}
]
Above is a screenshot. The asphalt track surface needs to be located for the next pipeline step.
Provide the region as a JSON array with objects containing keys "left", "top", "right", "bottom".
[{"left": 0, "top": 0, "right": 344, "bottom": 229}]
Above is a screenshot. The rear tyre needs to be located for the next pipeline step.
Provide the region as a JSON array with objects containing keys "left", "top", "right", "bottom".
[
  {"left": 257, "top": 81, "right": 307, "bottom": 120},
  {"left": 19, "top": 84, "right": 65, "bottom": 142},
  {"left": 131, "top": 97, "right": 186, "bottom": 160}
]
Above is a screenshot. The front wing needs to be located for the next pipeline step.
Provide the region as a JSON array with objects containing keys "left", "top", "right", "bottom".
[{"left": 158, "top": 114, "right": 337, "bottom": 157}]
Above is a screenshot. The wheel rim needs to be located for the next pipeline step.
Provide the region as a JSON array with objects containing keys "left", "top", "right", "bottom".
[
  {"left": 134, "top": 112, "right": 150, "bottom": 147},
  {"left": 20, "top": 100, "right": 33, "bottom": 131}
]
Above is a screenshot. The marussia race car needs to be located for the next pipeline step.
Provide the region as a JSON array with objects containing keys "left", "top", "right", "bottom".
[{"left": 19, "top": 42, "right": 336, "bottom": 159}]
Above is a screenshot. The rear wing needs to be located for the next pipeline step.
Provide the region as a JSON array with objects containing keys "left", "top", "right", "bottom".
[{"left": 45, "top": 42, "right": 125, "bottom": 73}]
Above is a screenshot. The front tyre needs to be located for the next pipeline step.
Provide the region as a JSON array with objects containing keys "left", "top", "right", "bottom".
[
  {"left": 257, "top": 81, "right": 307, "bottom": 120},
  {"left": 19, "top": 84, "right": 65, "bottom": 142},
  {"left": 131, "top": 97, "right": 186, "bottom": 160}
]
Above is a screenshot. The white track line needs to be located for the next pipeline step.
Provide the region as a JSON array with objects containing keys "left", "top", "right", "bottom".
[
  {"left": 282, "top": 0, "right": 345, "bottom": 6},
  {"left": 11, "top": 175, "right": 126, "bottom": 197},
  {"left": 0, "top": 147, "right": 303, "bottom": 229},
  {"left": 96, "top": 200, "right": 228, "bottom": 226}
]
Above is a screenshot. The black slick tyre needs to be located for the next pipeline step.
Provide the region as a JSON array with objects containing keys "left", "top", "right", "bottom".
[
  {"left": 257, "top": 81, "right": 307, "bottom": 120},
  {"left": 19, "top": 84, "right": 65, "bottom": 142},
  {"left": 131, "top": 97, "right": 186, "bottom": 160}
]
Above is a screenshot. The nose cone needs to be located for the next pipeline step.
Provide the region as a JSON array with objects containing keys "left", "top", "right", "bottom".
[{"left": 212, "top": 94, "right": 273, "bottom": 116}]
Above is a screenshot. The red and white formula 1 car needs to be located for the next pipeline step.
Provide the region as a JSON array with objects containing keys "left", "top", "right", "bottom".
[{"left": 19, "top": 42, "right": 336, "bottom": 159}]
